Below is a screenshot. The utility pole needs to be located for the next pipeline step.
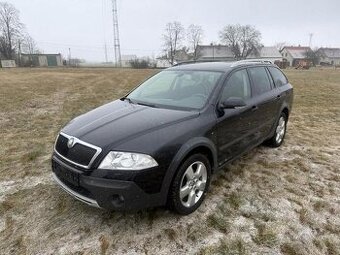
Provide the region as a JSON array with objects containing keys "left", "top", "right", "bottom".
[
  {"left": 18, "top": 39, "right": 22, "bottom": 67},
  {"left": 102, "top": 0, "right": 109, "bottom": 63},
  {"left": 112, "top": 0, "right": 121, "bottom": 67},
  {"left": 104, "top": 44, "right": 108, "bottom": 63},
  {"left": 68, "top": 48, "right": 71, "bottom": 66},
  {"left": 309, "top": 33, "right": 313, "bottom": 48}
]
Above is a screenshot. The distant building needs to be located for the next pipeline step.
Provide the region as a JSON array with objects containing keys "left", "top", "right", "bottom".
[
  {"left": 21, "top": 53, "right": 63, "bottom": 67},
  {"left": 0, "top": 60, "right": 16, "bottom": 68},
  {"left": 316, "top": 48, "right": 340, "bottom": 66},
  {"left": 195, "top": 45, "right": 282, "bottom": 62},
  {"left": 68, "top": 58, "right": 85, "bottom": 67},
  {"left": 247, "top": 46, "right": 283, "bottom": 63},
  {"left": 155, "top": 58, "right": 171, "bottom": 68},
  {"left": 174, "top": 49, "right": 191, "bottom": 63},
  {"left": 156, "top": 49, "right": 191, "bottom": 65},
  {"left": 195, "top": 45, "right": 234, "bottom": 61},
  {"left": 280, "top": 46, "right": 312, "bottom": 67},
  {"left": 121, "top": 55, "right": 137, "bottom": 67}
]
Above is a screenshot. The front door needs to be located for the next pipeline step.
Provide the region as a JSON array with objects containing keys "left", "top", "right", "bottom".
[{"left": 216, "top": 68, "right": 257, "bottom": 165}]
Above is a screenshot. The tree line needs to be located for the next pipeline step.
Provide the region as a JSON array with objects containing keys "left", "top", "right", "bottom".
[
  {"left": 162, "top": 22, "right": 204, "bottom": 65},
  {"left": 162, "top": 21, "right": 262, "bottom": 65},
  {"left": 0, "top": 1, "right": 39, "bottom": 64}
]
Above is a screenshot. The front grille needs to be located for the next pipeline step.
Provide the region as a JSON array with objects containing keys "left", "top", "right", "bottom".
[{"left": 54, "top": 133, "right": 101, "bottom": 168}]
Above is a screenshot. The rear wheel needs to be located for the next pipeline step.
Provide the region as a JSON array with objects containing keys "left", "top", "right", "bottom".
[
  {"left": 266, "top": 112, "right": 287, "bottom": 147},
  {"left": 168, "top": 154, "right": 211, "bottom": 215}
]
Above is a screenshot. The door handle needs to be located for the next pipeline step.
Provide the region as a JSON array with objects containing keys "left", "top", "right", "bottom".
[{"left": 251, "top": 105, "right": 258, "bottom": 112}]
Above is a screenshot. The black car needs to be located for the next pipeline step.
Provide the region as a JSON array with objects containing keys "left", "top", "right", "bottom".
[{"left": 52, "top": 61, "right": 293, "bottom": 215}]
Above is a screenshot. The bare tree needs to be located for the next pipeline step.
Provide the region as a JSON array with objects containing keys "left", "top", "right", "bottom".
[
  {"left": 0, "top": 2, "right": 24, "bottom": 60},
  {"left": 219, "top": 24, "right": 261, "bottom": 60},
  {"left": 22, "top": 34, "right": 39, "bottom": 66},
  {"left": 162, "top": 21, "right": 185, "bottom": 65},
  {"left": 275, "top": 42, "right": 286, "bottom": 52},
  {"left": 22, "top": 35, "right": 38, "bottom": 54},
  {"left": 304, "top": 48, "right": 320, "bottom": 66},
  {"left": 187, "top": 24, "right": 204, "bottom": 60}
]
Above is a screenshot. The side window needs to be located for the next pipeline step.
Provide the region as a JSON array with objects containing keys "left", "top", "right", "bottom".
[
  {"left": 268, "top": 67, "right": 288, "bottom": 87},
  {"left": 248, "top": 67, "right": 272, "bottom": 96},
  {"left": 221, "top": 69, "right": 251, "bottom": 101}
]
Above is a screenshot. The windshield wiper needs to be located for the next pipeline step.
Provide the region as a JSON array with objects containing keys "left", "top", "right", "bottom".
[
  {"left": 136, "top": 102, "right": 157, "bottom": 108},
  {"left": 121, "top": 97, "right": 135, "bottom": 104},
  {"left": 121, "top": 97, "right": 156, "bottom": 108}
]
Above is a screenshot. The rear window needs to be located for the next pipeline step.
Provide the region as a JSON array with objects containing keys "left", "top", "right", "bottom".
[
  {"left": 248, "top": 67, "right": 272, "bottom": 96},
  {"left": 268, "top": 67, "right": 288, "bottom": 87}
]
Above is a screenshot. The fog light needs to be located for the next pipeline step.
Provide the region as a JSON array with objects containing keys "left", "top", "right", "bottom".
[{"left": 111, "top": 194, "right": 125, "bottom": 207}]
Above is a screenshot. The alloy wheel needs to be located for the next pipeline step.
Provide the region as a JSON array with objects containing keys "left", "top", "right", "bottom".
[
  {"left": 275, "top": 116, "right": 286, "bottom": 144},
  {"left": 179, "top": 161, "right": 207, "bottom": 208}
]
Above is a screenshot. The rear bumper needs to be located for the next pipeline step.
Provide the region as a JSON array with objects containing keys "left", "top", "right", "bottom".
[{"left": 51, "top": 157, "right": 164, "bottom": 211}]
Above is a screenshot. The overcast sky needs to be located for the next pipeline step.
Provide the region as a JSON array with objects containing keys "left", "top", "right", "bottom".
[{"left": 5, "top": 0, "right": 340, "bottom": 62}]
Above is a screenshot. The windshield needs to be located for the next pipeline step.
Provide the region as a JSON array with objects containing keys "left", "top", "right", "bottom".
[{"left": 127, "top": 70, "right": 223, "bottom": 110}]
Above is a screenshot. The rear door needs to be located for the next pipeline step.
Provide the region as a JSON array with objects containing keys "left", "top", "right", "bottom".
[
  {"left": 247, "top": 66, "right": 278, "bottom": 140},
  {"left": 267, "top": 66, "right": 290, "bottom": 109}
]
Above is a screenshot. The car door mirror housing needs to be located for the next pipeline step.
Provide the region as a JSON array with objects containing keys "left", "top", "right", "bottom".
[{"left": 220, "top": 97, "right": 247, "bottom": 109}]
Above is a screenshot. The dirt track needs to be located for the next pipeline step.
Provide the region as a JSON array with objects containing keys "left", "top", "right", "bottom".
[{"left": 0, "top": 68, "right": 339, "bottom": 254}]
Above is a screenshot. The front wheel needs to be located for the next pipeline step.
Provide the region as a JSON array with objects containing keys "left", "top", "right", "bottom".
[
  {"left": 266, "top": 112, "right": 287, "bottom": 147},
  {"left": 168, "top": 154, "right": 211, "bottom": 215}
]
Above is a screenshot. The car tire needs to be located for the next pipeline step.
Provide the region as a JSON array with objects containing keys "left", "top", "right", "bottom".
[
  {"left": 266, "top": 112, "right": 288, "bottom": 147},
  {"left": 168, "top": 154, "right": 211, "bottom": 215}
]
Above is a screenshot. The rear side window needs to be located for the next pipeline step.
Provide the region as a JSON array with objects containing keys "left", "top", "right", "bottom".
[
  {"left": 221, "top": 69, "right": 251, "bottom": 101},
  {"left": 248, "top": 67, "right": 272, "bottom": 96},
  {"left": 268, "top": 67, "right": 288, "bottom": 87}
]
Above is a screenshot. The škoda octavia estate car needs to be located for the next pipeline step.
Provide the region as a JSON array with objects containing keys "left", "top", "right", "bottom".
[{"left": 52, "top": 61, "right": 293, "bottom": 215}]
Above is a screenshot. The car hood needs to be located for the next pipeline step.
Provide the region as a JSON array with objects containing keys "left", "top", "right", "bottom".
[{"left": 62, "top": 99, "right": 199, "bottom": 149}]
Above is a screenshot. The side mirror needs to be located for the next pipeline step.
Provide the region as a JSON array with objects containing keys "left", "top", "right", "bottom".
[{"left": 220, "top": 97, "right": 246, "bottom": 109}]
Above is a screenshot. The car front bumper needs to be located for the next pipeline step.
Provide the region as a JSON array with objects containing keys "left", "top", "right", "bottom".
[{"left": 51, "top": 156, "right": 164, "bottom": 211}]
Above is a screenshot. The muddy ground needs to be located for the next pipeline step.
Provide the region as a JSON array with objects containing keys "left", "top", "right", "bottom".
[{"left": 0, "top": 68, "right": 339, "bottom": 255}]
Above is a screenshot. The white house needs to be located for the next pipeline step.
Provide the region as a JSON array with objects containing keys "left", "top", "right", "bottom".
[
  {"left": 280, "top": 46, "right": 312, "bottom": 67},
  {"left": 317, "top": 48, "right": 340, "bottom": 66},
  {"left": 247, "top": 46, "right": 283, "bottom": 63}
]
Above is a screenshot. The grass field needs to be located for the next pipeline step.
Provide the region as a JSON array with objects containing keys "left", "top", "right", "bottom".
[{"left": 0, "top": 67, "right": 339, "bottom": 255}]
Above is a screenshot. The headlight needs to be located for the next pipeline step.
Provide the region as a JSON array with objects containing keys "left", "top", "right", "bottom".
[{"left": 98, "top": 151, "right": 158, "bottom": 170}]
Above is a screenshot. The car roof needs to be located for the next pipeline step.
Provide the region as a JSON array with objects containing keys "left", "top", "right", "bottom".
[{"left": 168, "top": 61, "right": 274, "bottom": 73}]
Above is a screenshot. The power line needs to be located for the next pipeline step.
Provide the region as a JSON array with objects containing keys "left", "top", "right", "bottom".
[{"left": 37, "top": 41, "right": 156, "bottom": 52}]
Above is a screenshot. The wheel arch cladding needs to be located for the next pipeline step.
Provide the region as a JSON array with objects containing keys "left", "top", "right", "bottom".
[
  {"left": 180, "top": 146, "right": 215, "bottom": 172},
  {"left": 175, "top": 137, "right": 217, "bottom": 173},
  {"left": 160, "top": 137, "right": 217, "bottom": 203},
  {"left": 282, "top": 107, "right": 289, "bottom": 119}
]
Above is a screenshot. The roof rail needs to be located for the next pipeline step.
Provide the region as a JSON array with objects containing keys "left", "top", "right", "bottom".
[
  {"left": 231, "top": 59, "right": 274, "bottom": 67},
  {"left": 172, "top": 59, "right": 275, "bottom": 67}
]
